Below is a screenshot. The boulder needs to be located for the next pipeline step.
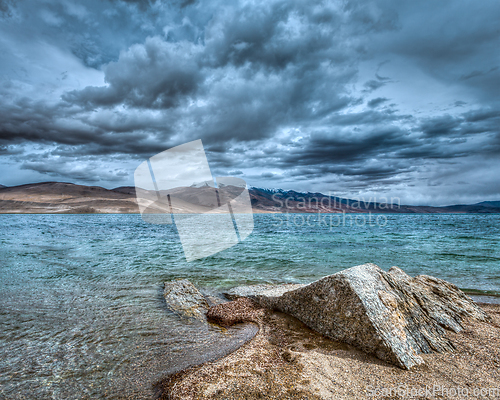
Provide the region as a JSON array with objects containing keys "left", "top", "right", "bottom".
[
  {"left": 224, "top": 263, "right": 490, "bottom": 369},
  {"left": 164, "top": 279, "right": 209, "bottom": 321}
]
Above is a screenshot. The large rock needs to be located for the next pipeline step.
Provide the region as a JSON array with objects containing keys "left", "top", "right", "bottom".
[
  {"left": 164, "top": 279, "right": 210, "bottom": 321},
  {"left": 224, "top": 263, "right": 490, "bottom": 369}
]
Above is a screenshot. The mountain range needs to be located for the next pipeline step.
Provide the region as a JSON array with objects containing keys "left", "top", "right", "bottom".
[{"left": 0, "top": 182, "right": 499, "bottom": 214}]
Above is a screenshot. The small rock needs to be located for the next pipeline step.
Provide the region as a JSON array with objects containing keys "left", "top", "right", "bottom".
[{"left": 164, "top": 279, "right": 209, "bottom": 321}]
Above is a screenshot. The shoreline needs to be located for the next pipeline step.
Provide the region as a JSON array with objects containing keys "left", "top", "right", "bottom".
[
  {"left": 468, "top": 293, "right": 500, "bottom": 305},
  {"left": 157, "top": 302, "right": 500, "bottom": 399},
  {"left": 2, "top": 211, "right": 500, "bottom": 214}
]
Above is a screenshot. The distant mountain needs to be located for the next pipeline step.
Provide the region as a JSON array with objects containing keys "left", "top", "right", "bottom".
[
  {"left": 111, "top": 186, "right": 136, "bottom": 195},
  {"left": 0, "top": 182, "right": 138, "bottom": 214},
  {"left": 0, "top": 184, "right": 7, "bottom": 189},
  {"left": 0, "top": 182, "right": 499, "bottom": 214},
  {"left": 248, "top": 187, "right": 500, "bottom": 214},
  {"left": 475, "top": 201, "right": 500, "bottom": 208}
]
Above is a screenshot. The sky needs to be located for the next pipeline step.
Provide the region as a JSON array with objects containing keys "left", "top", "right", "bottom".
[{"left": 0, "top": 0, "right": 499, "bottom": 205}]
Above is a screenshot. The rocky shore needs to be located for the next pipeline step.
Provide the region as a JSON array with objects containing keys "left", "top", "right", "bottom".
[{"left": 158, "top": 265, "right": 500, "bottom": 399}]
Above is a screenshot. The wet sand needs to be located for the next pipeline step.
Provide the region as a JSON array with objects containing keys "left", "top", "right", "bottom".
[{"left": 157, "top": 302, "right": 500, "bottom": 400}]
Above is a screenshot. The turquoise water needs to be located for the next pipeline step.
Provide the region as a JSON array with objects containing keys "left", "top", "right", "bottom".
[{"left": 1, "top": 213, "right": 499, "bottom": 398}]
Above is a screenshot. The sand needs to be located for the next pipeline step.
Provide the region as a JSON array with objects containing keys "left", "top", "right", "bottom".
[{"left": 157, "top": 302, "right": 500, "bottom": 400}]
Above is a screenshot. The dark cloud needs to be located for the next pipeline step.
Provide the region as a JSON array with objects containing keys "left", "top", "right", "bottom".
[
  {"left": 460, "top": 66, "right": 499, "bottom": 81},
  {"left": 20, "top": 158, "right": 128, "bottom": 183},
  {"left": 363, "top": 79, "right": 386, "bottom": 92},
  {"left": 63, "top": 38, "right": 204, "bottom": 109},
  {"left": 367, "top": 97, "right": 389, "bottom": 108},
  {"left": 377, "top": 0, "right": 500, "bottom": 103},
  {"left": 420, "top": 115, "right": 461, "bottom": 137},
  {"left": 0, "top": 0, "right": 14, "bottom": 15}
]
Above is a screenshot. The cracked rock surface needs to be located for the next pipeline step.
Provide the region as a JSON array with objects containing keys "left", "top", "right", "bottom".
[{"left": 224, "top": 263, "right": 490, "bottom": 369}]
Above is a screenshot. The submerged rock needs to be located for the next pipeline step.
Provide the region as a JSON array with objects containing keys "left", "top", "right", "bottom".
[
  {"left": 224, "top": 264, "right": 490, "bottom": 369},
  {"left": 164, "top": 279, "right": 209, "bottom": 321}
]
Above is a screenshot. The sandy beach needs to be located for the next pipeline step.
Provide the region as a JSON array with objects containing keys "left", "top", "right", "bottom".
[{"left": 157, "top": 301, "right": 500, "bottom": 400}]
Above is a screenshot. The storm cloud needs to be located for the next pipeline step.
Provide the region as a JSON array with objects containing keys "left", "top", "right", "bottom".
[{"left": 0, "top": 0, "right": 499, "bottom": 205}]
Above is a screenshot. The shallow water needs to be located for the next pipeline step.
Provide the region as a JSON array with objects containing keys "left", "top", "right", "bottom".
[{"left": 1, "top": 213, "right": 499, "bottom": 398}]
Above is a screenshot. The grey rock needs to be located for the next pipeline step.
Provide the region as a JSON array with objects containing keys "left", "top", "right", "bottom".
[
  {"left": 225, "top": 264, "right": 490, "bottom": 369},
  {"left": 164, "top": 279, "right": 209, "bottom": 321},
  {"left": 224, "top": 283, "right": 306, "bottom": 300}
]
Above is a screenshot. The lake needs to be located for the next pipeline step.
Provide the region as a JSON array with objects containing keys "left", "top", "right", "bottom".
[{"left": 1, "top": 213, "right": 499, "bottom": 398}]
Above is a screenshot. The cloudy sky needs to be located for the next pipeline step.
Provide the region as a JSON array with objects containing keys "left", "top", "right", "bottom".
[{"left": 0, "top": 0, "right": 499, "bottom": 205}]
